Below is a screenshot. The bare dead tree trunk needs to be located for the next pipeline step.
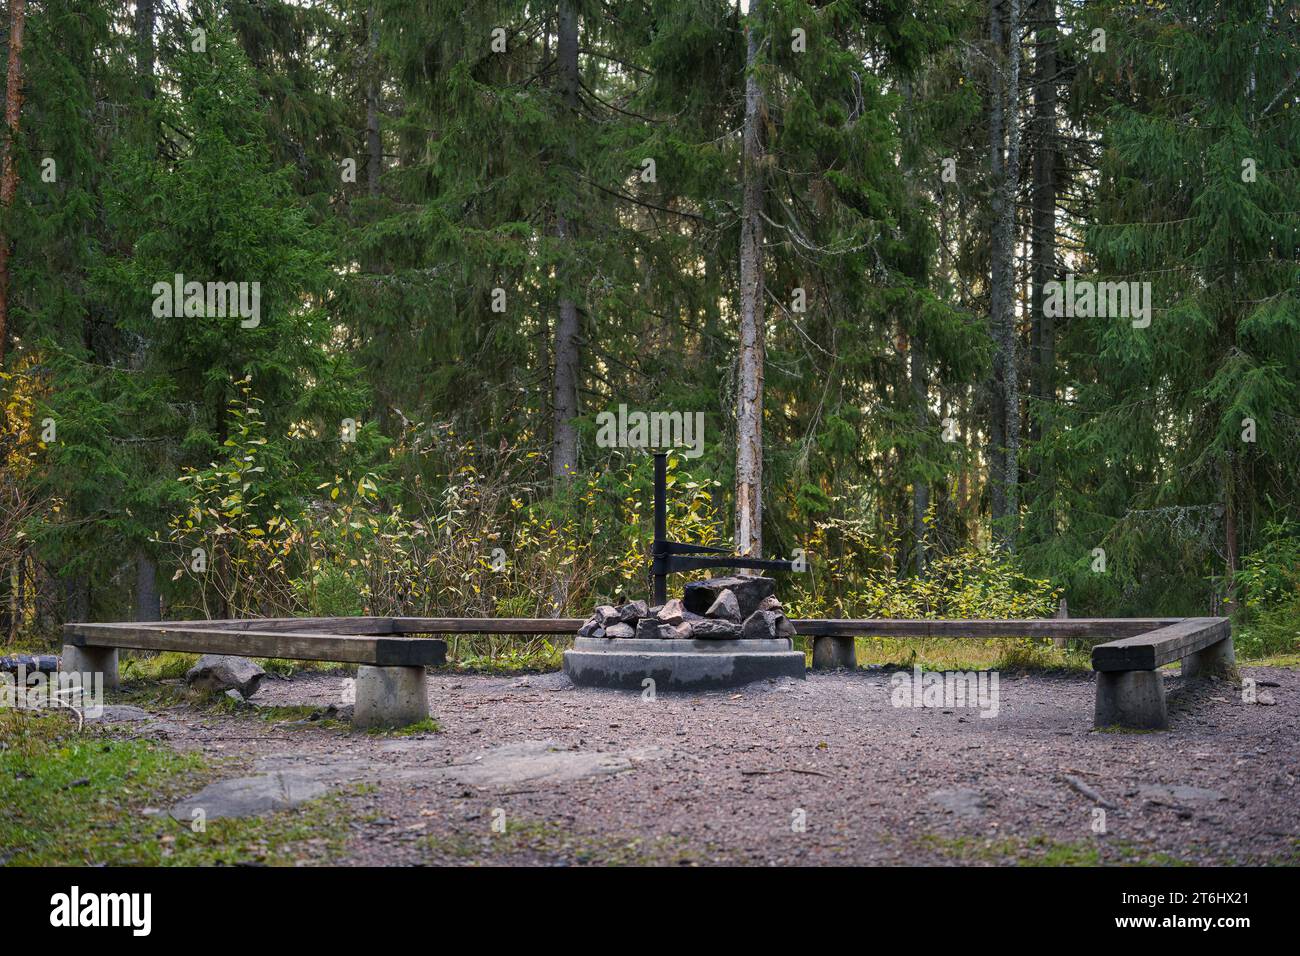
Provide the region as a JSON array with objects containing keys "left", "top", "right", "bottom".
[
  {"left": 988, "top": 0, "right": 1022, "bottom": 550},
  {"left": 0, "top": 0, "right": 29, "bottom": 368},
  {"left": 735, "top": 0, "right": 765, "bottom": 559},
  {"left": 551, "top": 1, "right": 581, "bottom": 482},
  {"left": 1029, "top": 0, "right": 1057, "bottom": 445},
  {"left": 911, "top": 340, "right": 929, "bottom": 576},
  {"left": 135, "top": 550, "right": 160, "bottom": 622},
  {"left": 366, "top": 5, "right": 381, "bottom": 199}
]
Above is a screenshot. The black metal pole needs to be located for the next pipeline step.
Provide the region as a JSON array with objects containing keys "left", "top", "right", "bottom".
[{"left": 652, "top": 452, "right": 667, "bottom": 605}]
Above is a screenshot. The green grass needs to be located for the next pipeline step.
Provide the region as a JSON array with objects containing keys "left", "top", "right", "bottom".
[
  {"left": 0, "top": 710, "right": 354, "bottom": 865},
  {"left": 795, "top": 636, "right": 1092, "bottom": 674},
  {"left": 119, "top": 651, "right": 352, "bottom": 682},
  {"left": 917, "top": 833, "right": 1196, "bottom": 866},
  {"left": 366, "top": 717, "right": 441, "bottom": 737}
]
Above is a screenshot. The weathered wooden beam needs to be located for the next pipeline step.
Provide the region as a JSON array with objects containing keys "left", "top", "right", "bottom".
[
  {"left": 390, "top": 618, "right": 585, "bottom": 634},
  {"left": 62, "top": 623, "right": 445, "bottom": 666},
  {"left": 1090, "top": 618, "right": 1231, "bottom": 672},
  {"left": 121, "top": 616, "right": 394, "bottom": 635},
  {"left": 791, "top": 618, "right": 1182, "bottom": 639}
]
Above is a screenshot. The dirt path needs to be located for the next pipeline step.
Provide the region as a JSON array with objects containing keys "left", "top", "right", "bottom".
[{"left": 107, "top": 666, "right": 1300, "bottom": 866}]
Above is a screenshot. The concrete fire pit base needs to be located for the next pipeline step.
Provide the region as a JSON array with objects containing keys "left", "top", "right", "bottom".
[{"left": 563, "top": 637, "right": 805, "bottom": 691}]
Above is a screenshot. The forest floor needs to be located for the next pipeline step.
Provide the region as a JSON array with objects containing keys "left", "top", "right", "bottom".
[{"left": 4, "top": 663, "right": 1298, "bottom": 866}]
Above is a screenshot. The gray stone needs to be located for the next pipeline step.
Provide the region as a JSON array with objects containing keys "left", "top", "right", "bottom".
[
  {"left": 591, "top": 626, "right": 607, "bottom": 639},
  {"left": 577, "top": 618, "right": 600, "bottom": 637},
  {"left": 171, "top": 770, "right": 332, "bottom": 821},
  {"left": 758, "top": 595, "right": 783, "bottom": 613},
  {"left": 1136, "top": 784, "right": 1227, "bottom": 803},
  {"left": 663, "top": 621, "right": 693, "bottom": 640},
  {"left": 186, "top": 655, "right": 265, "bottom": 699},
  {"left": 605, "top": 623, "right": 635, "bottom": 639},
  {"left": 774, "top": 614, "right": 796, "bottom": 638},
  {"left": 690, "top": 619, "right": 744, "bottom": 640},
  {"left": 928, "top": 788, "right": 988, "bottom": 818},
  {"left": 683, "top": 576, "right": 776, "bottom": 620},
  {"left": 656, "top": 598, "right": 687, "bottom": 626},
  {"left": 616, "top": 600, "right": 648, "bottom": 624},
  {"left": 635, "top": 618, "right": 662, "bottom": 640},
  {"left": 1182, "top": 636, "right": 1236, "bottom": 679},
  {"left": 595, "top": 605, "right": 620, "bottom": 627},
  {"left": 705, "top": 589, "right": 742, "bottom": 622},
  {"left": 563, "top": 638, "right": 805, "bottom": 691},
  {"left": 741, "top": 609, "right": 781, "bottom": 640},
  {"left": 1094, "top": 669, "right": 1168, "bottom": 730},
  {"left": 352, "top": 664, "right": 429, "bottom": 730},
  {"left": 61, "top": 645, "right": 119, "bottom": 690},
  {"left": 812, "top": 634, "right": 856, "bottom": 669}
]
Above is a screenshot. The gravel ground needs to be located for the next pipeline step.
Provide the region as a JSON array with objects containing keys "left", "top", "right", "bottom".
[{"left": 120, "top": 664, "right": 1300, "bottom": 866}]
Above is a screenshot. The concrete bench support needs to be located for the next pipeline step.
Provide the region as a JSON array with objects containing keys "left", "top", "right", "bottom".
[
  {"left": 353, "top": 664, "right": 430, "bottom": 730},
  {"left": 1182, "top": 635, "right": 1235, "bottom": 679},
  {"left": 811, "top": 635, "right": 857, "bottom": 670},
  {"left": 60, "top": 644, "right": 119, "bottom": 690},
  {"left": 1094, "top": 669, "right": 1167, "bottom": 730}
]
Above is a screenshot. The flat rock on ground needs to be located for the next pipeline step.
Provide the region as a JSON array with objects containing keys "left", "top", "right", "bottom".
[{"left": 106, "top": 665, "right": 1300, "bottom": 866}]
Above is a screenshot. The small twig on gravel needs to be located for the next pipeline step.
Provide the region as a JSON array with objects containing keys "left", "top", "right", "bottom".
[
  {"left": 740, "top": 768, "right": 831, "bottom": 778},
  {"left": 1060, "top": 773, "right": 1117, "bottom": 809}
]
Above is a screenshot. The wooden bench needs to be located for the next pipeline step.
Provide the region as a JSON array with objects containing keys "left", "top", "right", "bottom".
[
  {"left": 62, "top": 621, "right": 447, "bottom": 729},
  {"left": 1090, "top": 617, "right": 1234, "bottom": 729},
  {"left": 795, "top": 616, "right": 1233, "bottom": 729}
]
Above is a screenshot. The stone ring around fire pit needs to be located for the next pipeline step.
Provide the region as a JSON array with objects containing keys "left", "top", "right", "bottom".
[{"left": 562, "top": 576, "right": 807, "bottom": 691}]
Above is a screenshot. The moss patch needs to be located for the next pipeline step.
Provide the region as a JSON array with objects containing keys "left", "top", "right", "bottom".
[
  {"left": 916, "top": 833, "right": 1196, "bottom": 866},
  {"left": 0, "top": 710, "right": 353, "bottom": 866}
]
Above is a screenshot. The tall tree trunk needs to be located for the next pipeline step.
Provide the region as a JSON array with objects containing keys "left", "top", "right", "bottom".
[
  {"left": 1223, "top": 453, "right": 1238, "bottom": 615},
  {"left": 0, "top": 0, "right": 28, "bottom": 367},
  {"left": 735, "top": 0, "right": 765, "bottom": 558},
  {"left": 366, "top": 5, "right": 381, "bottom": 199},
  {"left": 988, "top": 0, "right": 1022, "bottom": 550},
  {"left": 911, "top": 341, "right": 929, "bottom": 576},
  {"left": 136, "top": 0, "right": 154, "bottom": 101},
  {"left": 1028, "top": 0, "right": 1057, "bottom": 445},
  {"left": 551, "top": 1, "right": 581, "bottom": 482},
  {"left": 135, "top": 550, "right": 160, "bottom": 622}
]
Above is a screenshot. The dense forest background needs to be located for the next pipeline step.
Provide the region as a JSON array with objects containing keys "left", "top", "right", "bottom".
[{"left": 0, "top": 0, "right": 1296, "bottom": 657}]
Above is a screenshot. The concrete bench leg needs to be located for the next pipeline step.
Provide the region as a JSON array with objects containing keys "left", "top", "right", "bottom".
[
  {"left": 61, "top": 645, "right": 119, "bottom": 690},
  {"left": 1182, "top": 635, "right": 1235, "bottom": 679},
  {"left": 812, "top": 635, "right": 856, "bottom": 670},
  {"left": 353, "top": 665, "right": 429, "bottom": 730},
  {"left": 1094, "top": 670, "right": 1167, "bottom": 730}
]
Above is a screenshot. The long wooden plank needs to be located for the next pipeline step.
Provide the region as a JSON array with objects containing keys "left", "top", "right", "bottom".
[
  {"left": 790, "top": 618, "right": 1182, "bottom": 639},
  {"left": 391, "top": 617, "right": 585, "bottom": 634},
  {"left": 62, "top": 623, "right": 445, "bottom": 666},
  {"left": 124, "top": 617, "right": 394, "bottom": 635},
  {"left": 1091, "top": 618, "right": 1231, "bottom": 672}
]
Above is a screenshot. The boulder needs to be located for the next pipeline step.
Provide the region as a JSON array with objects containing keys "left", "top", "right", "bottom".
[
  {"left": 656, "top": 598, "right": 687, "bottom": 626},
  {"left": 690, "top": 619, "right": 743, "bottom": 640},
  {"left": 616, "top": 600, "right": 648, "bottom": 624},
  {"left": 704, "top": 589, "right": 742, "bottom": 622},
  {"left": 635, "top": 618, "right": 662, "bottom": 640},
  {"left": 604, "top": 623, "right": 635, "bottom": 639},
  {"left": 683, "top": 576, "right": 776, "bottom": 621},
  {"left": 186, "top": 655, "right": 265, "bottom": 699},
  {"left": 741, "top": 610, "right": 781, "bottom": 641}
]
